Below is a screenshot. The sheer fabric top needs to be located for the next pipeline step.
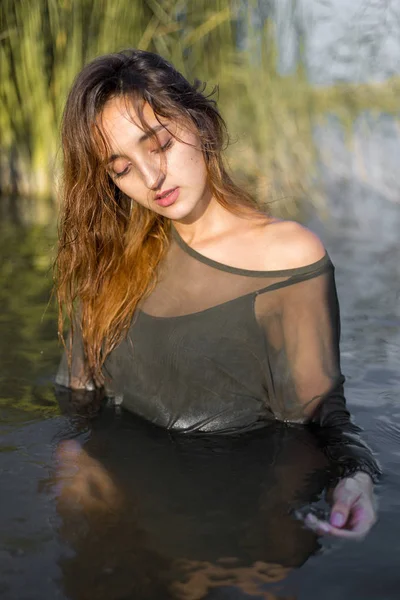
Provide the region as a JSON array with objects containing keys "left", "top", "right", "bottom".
[{"left": 58, "top": 225, "right": 348, "bottom": 433}]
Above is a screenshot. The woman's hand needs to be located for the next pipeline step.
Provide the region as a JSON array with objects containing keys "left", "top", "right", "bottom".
[{"left": 305, "top": 472, "right": 377, "bottom": 540}]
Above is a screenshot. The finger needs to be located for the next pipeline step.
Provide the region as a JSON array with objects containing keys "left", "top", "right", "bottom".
[
  {"left": 330, "top": 479, "right": 362, "bottom": 528},
  {"left": 308, "top": 505, "right": 376, "bottom": 540},
  {"left": 325, "top": 522, "right": 370, "bottom": 540},
  {"left": 347, "top": 503, "right": 376, "bottom": 535},
  {"left": 304, "top": 515, "right": 367, "bottom": 540},
  {"left": 304, "top": 513, "right": 333, "bottom": 536}
]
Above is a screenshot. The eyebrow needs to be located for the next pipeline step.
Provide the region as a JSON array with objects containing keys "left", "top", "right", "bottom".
[{"left": 107, "top": 124, "right": 168, "bottom": 164}]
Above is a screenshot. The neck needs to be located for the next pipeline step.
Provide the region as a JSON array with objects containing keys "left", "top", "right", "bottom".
[{"left": 172, "top": 194, "right": 256, "bottom": 246}]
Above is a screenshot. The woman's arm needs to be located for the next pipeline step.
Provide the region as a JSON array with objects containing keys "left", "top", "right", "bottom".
[{"left": 258, "top": 225, "right": 381, "bottom": 538}]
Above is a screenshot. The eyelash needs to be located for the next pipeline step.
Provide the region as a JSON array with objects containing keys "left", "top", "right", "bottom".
[{"left": 113, "top": 139, "right": 174, "bottom": 179}]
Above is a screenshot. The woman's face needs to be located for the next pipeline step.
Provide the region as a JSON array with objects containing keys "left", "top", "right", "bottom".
[{"left": 99, "top": 97, "right": 213, "bottom": 222}]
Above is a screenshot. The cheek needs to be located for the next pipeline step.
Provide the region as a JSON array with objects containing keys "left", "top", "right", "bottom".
[
  {"left": 112, "top": 172, "right": 144, "bottom": 195},
  {"left": 175, "top": 144, "right": 206, "bottom": 180},
  {"left": 113, "top": 179, "right": 130, "bottom": 197}
]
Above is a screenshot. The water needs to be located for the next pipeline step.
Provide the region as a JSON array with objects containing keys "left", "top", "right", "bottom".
[{"left": 1, "top": 124, "right": 400, "bottom": 598}]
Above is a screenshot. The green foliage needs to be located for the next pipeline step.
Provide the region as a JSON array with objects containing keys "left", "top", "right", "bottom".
[{"left": 1, "top": 0, "right": 400, "bottom": 208}]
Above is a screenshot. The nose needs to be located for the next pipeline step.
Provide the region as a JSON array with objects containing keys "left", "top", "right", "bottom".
[{"left": 139, "top": 157, "right": 165, "bottom": 191}]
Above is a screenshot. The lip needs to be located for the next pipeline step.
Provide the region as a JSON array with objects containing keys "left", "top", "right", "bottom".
[{"left": 154, "top": 187, "right": 180, "bottom": 207}]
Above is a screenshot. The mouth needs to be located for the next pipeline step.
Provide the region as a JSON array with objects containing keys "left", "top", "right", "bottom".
[{"left": 154, "top": 187, "right": 180, "bottom": 207}]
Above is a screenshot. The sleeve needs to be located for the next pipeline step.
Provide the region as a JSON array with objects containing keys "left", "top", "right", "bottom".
[
  {"left": 55, "top": 311, "right": 96, "bottom": 391},
  {"left": 257, "top": 261, "right": 382, "bottom": 484},
  {"left": 55, "top": 312, "right": 110, "bottom": 420}
]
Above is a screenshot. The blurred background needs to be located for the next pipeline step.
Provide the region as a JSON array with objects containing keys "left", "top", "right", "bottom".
[
  {"left": 2, "top": 0, "right": 400, "bottom": 207},
  {"left": 1, "top": 0, "right": 399, "bottom": 416},
  {"left": 1, "top": 2, "right": 400, "bottom": 599}
]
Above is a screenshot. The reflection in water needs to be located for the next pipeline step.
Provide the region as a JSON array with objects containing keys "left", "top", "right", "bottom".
[{"left": 53, "top": 393, "right": 331, "bottom": 600}]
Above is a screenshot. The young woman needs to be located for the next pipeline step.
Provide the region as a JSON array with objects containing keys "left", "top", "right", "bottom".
[{"left": 55, "top": 49, "right": 381, "bottom": 540}]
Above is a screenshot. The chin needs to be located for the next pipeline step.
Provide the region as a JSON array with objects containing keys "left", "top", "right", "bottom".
[{"left": 159, "top": 201, "right": 200, "bottom": 222}]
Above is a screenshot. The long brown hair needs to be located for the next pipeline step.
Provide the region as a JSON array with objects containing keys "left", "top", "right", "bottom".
[{"left": 56, "top": 49, "right": 258, "bottom": 384}]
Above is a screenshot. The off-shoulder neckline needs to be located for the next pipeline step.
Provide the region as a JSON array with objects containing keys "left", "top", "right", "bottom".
[{"left": 171, "top": 224, "right": 331, "bottom": 278}]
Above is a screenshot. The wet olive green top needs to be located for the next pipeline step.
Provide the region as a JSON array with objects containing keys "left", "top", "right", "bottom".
[{"left": 57, "top": 225, "right": 381, "bottom": 481}]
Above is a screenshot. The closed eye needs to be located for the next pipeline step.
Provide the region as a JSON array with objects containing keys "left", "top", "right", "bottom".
[
  {"left": 112, "top": 139, "right": 174, "bottom": 179},
  {"left": 152, "top": 138, "right": 174, "bottom": 154},
  {"left": 113, "top": 165, "right": 130, "bottom": 179}
]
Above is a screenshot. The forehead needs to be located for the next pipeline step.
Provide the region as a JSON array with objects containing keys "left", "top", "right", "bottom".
[{"left": 99, "top": 97, "right": 161, "bottom": 145}]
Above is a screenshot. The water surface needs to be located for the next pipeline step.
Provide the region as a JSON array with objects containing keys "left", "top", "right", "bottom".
[{"left": 1, "top": 173, "right": 399, "bottom": 599}]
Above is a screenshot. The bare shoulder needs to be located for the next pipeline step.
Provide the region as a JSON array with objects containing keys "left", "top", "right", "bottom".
[{"left": 261, "top": 219, "right": 326, "bottom": 270}]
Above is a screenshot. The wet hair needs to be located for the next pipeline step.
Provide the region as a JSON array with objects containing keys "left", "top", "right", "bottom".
[{"left": 55, "top": 49, "right": 258, "bottom": 381}]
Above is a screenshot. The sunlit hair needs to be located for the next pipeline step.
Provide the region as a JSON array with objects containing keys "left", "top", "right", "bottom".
[{"left": 56, "top": 48, "right": 260, "bottom": 383}]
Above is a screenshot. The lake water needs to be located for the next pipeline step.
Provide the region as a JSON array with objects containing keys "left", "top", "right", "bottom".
[{"left": 1, "top": 120, "right": 400, "bottom": 599}]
